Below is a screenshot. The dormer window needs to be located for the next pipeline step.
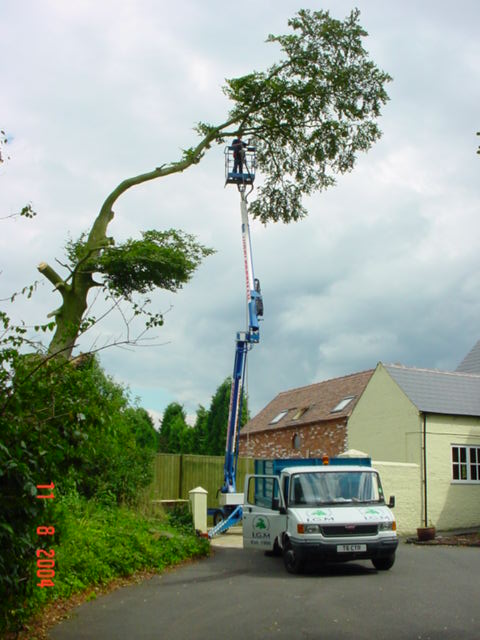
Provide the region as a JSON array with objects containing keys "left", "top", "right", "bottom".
[
  {"left": 292, "top": 407, "right": 308, "bottom": 420},
  {"left": 331, "top": 396, "right": 355, "bottom": 412}
]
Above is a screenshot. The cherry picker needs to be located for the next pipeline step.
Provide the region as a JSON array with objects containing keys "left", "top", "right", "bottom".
[{"left": 208, "top": 143, "right": 263, "bottom": 537}]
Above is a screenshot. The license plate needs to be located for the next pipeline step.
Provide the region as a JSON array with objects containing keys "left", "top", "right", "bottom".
[{"left": 337, "top": 544, "right": 367, "bottom": 553}]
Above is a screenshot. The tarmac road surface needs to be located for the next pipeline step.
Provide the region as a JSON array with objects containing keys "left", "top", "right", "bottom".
[{"left": 50, "top": 539, "right": 480, "bottom": 640}]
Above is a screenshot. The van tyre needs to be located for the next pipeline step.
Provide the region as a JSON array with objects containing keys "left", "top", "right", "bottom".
[
  {"left": 283, "top": 540, "right": 305, "bottom": 574},
  {"left": 372, "top": 554, "right": 395, "bottom": 571}
]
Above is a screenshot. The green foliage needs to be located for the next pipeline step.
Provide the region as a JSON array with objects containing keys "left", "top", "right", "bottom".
[
  {"left": 64, "top": 231, "right": 96, "bottom": 268},
  {"left": 18, "top": 203, "right": 36, "bottom": 218},
  {"left": 124, "top": 407, "right": 158, "bottom": 451},
  {"left": 158, "top": 402, "right": 193, "bottom": 453},
  {"left": 55, "top": 229, "right": 214, "bottom": 354},
  {"left": 36, "top": 8, "right": 388, "bottom": 359},
  {"left": 203, "top": 378, "right": 232, "bottom": 456},
  {"left": 160, "top": 378, "right": 250, "bottom": 456},
  {"left": 169, "top": 414, "right": 193, "bottom": 453},
  {"left": 222, "top": 8, "right": 391, "bottom": 223},
  {"left": 51, "top": 494, "right": 208, "bottom": 595},
  {"left": 0, "top": 343, "right": 158, "bottom": 632},
  {"left": 191, "top": 404, "right": 209, "bottom": 454},
  {"left": 97, "top": 229, "right": 214, "bottom": 297},
  {"left": 165, "top": 502, "right": 195, "bottom": 534},
  {"left": 201, "top": 378, "right": 248, "bottom": 456},
  {"left": 66, "top": 229, "right": 214, "bottom": 299},
  {"left": 11, "top": 494, "right": 209, "bottom": 631},
  {"left": 0, "top": 434, "right": 53, "bottom": 632}
]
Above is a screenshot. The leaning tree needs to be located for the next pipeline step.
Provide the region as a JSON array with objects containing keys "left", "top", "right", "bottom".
[{"left": 38, "top": 8, "right": 391, "bottom": 360}]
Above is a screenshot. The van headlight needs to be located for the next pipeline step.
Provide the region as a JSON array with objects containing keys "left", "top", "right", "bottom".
[
  {"left": 305, "top": 524, "right": 321, "bottom": 534},
  {"left": 297, "top": 524, "right": 321, "bottom": 534},
  {"left": 379, "top": 520, "right": 396, "bottom": 531}
]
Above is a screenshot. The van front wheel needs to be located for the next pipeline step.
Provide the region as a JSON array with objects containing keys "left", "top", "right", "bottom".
[
  {"left": 283, "top": 541, "right": 305, "bottom": 574},
  {"left": 372, "top": 554, "right": 395, "bottom": 571}
]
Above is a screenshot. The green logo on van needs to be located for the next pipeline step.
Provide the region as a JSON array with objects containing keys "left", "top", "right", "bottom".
[{"left": 253, "top": 516, "right": 269, "bottom": 531}]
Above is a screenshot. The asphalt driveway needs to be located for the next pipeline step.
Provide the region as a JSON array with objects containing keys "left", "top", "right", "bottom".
[{"left": 50, "top": 542, "right": 480, "bottom": 640}]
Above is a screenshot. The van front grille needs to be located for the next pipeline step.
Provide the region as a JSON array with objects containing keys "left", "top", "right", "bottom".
[{"left": 320, "top": 524, "right": 378, "bottom": 537}]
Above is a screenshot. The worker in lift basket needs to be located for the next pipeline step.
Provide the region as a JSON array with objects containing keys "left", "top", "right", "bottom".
[{"left": 232, "top": 135, "right": 247, "bottom": 174}]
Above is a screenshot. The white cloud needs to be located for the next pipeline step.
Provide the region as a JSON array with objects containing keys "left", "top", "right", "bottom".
[{"left": 1, "top": 0, "right": 480, "bottom": 420}]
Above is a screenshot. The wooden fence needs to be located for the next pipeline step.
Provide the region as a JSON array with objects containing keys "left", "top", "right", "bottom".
[{"left": 148, "top": 453, "right": 255, "bottom": 509}]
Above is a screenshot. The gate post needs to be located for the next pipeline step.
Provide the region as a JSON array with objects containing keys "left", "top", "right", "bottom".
[{"left": 189, "top": 486, "right": 208, "bottom": 533}]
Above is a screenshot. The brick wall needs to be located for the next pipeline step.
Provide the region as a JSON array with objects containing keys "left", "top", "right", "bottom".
[{"left": 239, "top": 419, "right": 348, "bottom": 459}]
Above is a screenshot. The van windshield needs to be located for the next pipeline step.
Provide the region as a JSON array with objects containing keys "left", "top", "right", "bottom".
[{"left": 289, "top": 471, "right": 383, "bottom": 506}]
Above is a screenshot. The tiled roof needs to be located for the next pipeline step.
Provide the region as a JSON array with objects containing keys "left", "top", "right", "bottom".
[
  {"left": 456, "top": 340, "right": 480, "bottom": 374},
  {"left": 384, "top": 363, "right": 480, "bottom": 416},
  {"left": 240, "top": 369, "right": 374, "bottom": 436}
]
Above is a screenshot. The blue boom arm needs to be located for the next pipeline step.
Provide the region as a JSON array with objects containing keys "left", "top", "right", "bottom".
[
  {"left": 222, "top": 337, "right": 248, "bottom": 493},
  {"left": 221, "top": 189, "right": 263, "bottom": 495},
  {"left": 208, "top": 151, "right": 262, "bottom": 539}
]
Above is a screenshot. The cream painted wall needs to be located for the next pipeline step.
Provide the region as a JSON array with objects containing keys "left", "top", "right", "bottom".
[
  {"left": 348, "top": 364, "right": 422, "bottom": 464},
  {"left": 348, "top": 364, "right": 480, "bottom": 531},
  {"left": 425, "top": 413, "right": 480, "bottom": 530},
  {"left": 372, "top": 461, "right": 421, "bottom": 536}
]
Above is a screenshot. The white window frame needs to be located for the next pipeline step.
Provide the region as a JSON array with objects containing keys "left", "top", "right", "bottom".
[
  {"left": 331, "top": 396, "right": 355, "bottom": 413},
  {"left": 269, "top": 410, "right": 288, "bottom": 425},
  {"left": 451, "top": 444, "right": 480, "bottom": 483}
]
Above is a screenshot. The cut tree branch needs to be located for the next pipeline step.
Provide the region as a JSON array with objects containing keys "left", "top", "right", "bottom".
[{"left": 37, "top": 262, "right": 68, "bottom": 292}]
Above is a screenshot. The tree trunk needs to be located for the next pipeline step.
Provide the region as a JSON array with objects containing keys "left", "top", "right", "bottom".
[
  {"left": 46, "top": 275, "right": 91, "bottom": 359},
  {"left": 38, "top": 121, "right": 231, "bottom": 359}
]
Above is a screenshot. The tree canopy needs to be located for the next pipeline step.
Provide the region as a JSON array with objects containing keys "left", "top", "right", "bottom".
[
  {"left": 221, "top": 8, "right": 391, "bottom": 223},
  {"left": 158, "top": 402, "right": 189, "bottom": 453},
  {"left": 36, "top": 8, "right": 390, "bottom": 360},
  {"left": 158, "top": 378, "right": 249, "bottom": 456}
]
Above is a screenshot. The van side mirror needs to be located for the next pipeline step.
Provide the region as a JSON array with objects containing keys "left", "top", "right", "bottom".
[{"left": 388, "top": 496, "right": 395, "bottom": 509}]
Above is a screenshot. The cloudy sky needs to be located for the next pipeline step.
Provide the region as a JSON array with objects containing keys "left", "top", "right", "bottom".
[{"left": 2, "top": 0, "right": 479, "bottom": 425}]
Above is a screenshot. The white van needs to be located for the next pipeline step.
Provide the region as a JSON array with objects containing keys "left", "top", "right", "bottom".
[{"left": 242, "top": 464, "right": 398, "bottom": 574}]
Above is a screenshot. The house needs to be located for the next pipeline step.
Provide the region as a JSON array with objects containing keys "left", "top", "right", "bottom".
[
  {"left": 238, "top": 370, "right": 374, "bottom": 459},
  {"left": 240, "top": 357, "right": 480, "bottom": 533},
  {"left": 348, "top": 362, "right": 480, "bottom": 531},
  {"left": 456, "top": 339, "right": 480, "bottom": 374}
]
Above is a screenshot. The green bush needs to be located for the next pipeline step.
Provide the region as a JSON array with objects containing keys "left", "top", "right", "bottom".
[
  {"left": 51, "top": 494, "right": 209, "bottom": 596},
  {"left": 165, "top": 503, "right": 195, "bottom": 534},
  {"left": 13, "top": 493, "right": 210, "bottom": 631},
  {"left": 0, "top": 351, "right": 159, "bottom": 632}
]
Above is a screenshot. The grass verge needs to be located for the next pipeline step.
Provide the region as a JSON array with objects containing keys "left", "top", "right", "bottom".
[{"left": 6, "top": 493, "right": 210, "bottom": 639}]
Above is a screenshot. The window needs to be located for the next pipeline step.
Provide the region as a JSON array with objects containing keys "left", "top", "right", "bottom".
[
  {"left": 292, "top": 407, "right": 308, "bottom": 420},
  {"left": 292, "top": 433, "right": 301, "bottom": 450},
  {"left": 331, "top": 396, "right": 355, "bottom": 413},
  {"left": 246, "top": 475, "right": 281, "bottom": 509},
  {"left": 289, "top": 471, "right": 382, "bottom": 506},
  {"left": 452, "top": 445, "right": 480, "bottom": 482},
  {"left": 270, "top": 410, "right": 288, "bottom": 424}
]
